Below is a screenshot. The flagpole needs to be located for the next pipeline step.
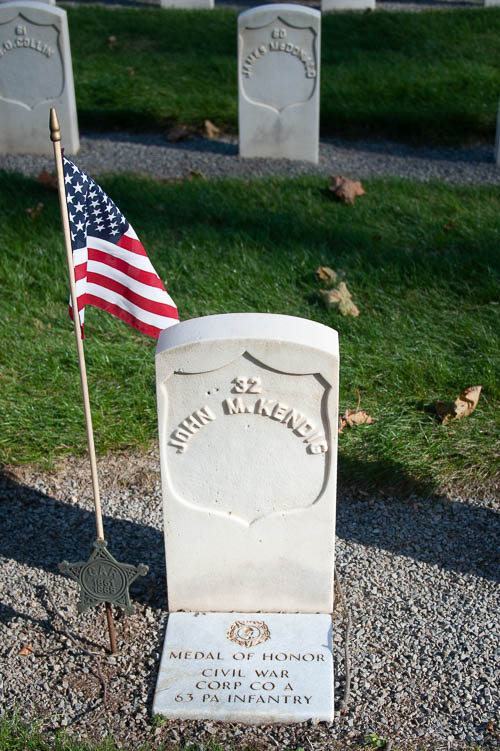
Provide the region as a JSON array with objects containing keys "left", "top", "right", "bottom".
[{"left": 50, "top": 108, "right": 118, "bottom": 654}]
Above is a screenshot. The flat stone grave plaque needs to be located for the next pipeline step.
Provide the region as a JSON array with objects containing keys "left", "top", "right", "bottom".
[
  {"left": 238, "top": 4, "right": 320, "bottom": 163},
  {"left": 0, "top": 1, "right": 79, "bottom": 154},
  {"left": 153, "top": 612, "right": 334, "bottom": 724}
]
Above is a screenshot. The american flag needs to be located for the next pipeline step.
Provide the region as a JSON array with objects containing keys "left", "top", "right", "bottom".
[{"left": 63, "top": 156, "right": 179, "bottom": 339}]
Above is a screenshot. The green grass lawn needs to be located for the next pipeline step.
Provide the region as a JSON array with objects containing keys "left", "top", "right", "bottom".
[
  {"left": 1, "top": 170, "right": 498, "bottom": 494},
  {"left": 65, "top": 5, "right": 500, "bottom": 144}
]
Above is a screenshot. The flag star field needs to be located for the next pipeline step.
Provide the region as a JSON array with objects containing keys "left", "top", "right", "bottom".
[{"left": 63, "top": 156, "right": 179, "bottom": 339}]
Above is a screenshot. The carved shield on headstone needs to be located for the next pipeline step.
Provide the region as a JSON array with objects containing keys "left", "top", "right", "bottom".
[
  {"left": 239, "top": 16, "right": 318, "bottom": 112},
  {"left": 161, "top": 351, "right": 331, "bottom": 526},
  {"left": 0, "top": 14, "right": 63, "bottom": 109}
]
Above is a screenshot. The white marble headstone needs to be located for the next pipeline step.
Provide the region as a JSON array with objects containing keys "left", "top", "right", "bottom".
[
  {"left": 238, "top": 5, "right": 321, "bottom": 163},
  {"left": 160, "top": 0, "right": 213, "bottom": 8},
  {"left": 0, "top": 1, "right": 79, "bottom": 155},
  {"left": 154, "top": 314, "right": 339, "bottom": 723},
  {"left": 322, "top": 0, "right": 375, "bottom": 10},
  {"left": 155, "top": 313, "right": 339, "bottom": 614},
  {"left": 0, "top": 0, "right": 55, "bottom": 4}
]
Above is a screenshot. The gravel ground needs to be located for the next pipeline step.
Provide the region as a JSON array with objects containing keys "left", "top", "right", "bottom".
[
  {"left": 1, "top": 452, "right": 498, "bottom": 750},
  {"left": 1, "top": 4, "right": 499, "bottom": 741},
  {"left": 1, "top": 130, "right": 499, "bottom": 185}
]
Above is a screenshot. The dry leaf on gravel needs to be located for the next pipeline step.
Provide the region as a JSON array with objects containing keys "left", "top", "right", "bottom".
[
  {"left": 37, "top": 171, "right": 58, "bottom": 191},
  {"left": 18, "top": 644, "right": 34, "bottom": 656},
  {"left": 328, "top": 175, "right": 366, "bottom": 205},
  {"left": 203, "top": 119, "right": 220, "bottom": 139},
  {"left": 316, "top": 266, "right": 338, "bottom": 285},
  {"left": 26, "top": 202, "right": 44, "bottom": 220},
  {"left": 319, "top": 281, "right": 360, "bottom": 317},
  {"left": 165, "top": 125, "right": 193, "bottom": 142},
  {"left": 436, "top": 385, "right": 482, "bottom": 425}
]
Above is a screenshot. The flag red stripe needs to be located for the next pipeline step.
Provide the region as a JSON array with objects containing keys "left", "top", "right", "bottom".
[
  {"left": 82, "top": 271, "right": 179, "bottom": 319},
  {"left": 80, "top": 295, "right": 165, "bottom": 338},
  {"left": 116, "top": 233, "right": 148, "bottom": 256},
  {"left": 74, "top": 261, "right": 87, "bottom": 282},
  {"left": 87, "top": 247, "right": 166, "bottom": 290}
]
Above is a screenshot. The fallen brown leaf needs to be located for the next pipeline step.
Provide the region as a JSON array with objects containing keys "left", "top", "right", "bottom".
[
  {"left": 37, "top": 171, "right": 58, "bottom": 191},
  {"left": 316, "top": 266, "right": 338, "bottom": 285},
  {"left": 26, "top": 202, "right": 44, "bottom": 220},
  {"left": 339, "top": 408, "right": 373, "bottom": 433},
  {"left": 444, "top": 221, "right": 458, "bottom": 231},
  {"left": 203, "top": 119, "right": 220, "bottom": 139},
  {"left": 319, "top": 281, "right": 360, "bottom": 317},
  {"left": 18, "top": 644, "right": 34, "bottom": 656},
  {"left": 339, "top": 390, "right": 373, "bottom": 433},
  {"left": 158, "top": 170, "right": 205, "bottom": 186},
  {"left": 165, "top": 125, "right": 193, "bottom": 142},
  {"left": 328, "top": 175, "right": 366, "bottom": 205},
  {"left": 436, "top": 385, "right": 482, "bottom": 425}
]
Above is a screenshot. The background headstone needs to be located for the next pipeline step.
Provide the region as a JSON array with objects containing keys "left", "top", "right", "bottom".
[
  {"left": 155, "top": 313, "right": 339, "bottom": 614},
  {"left": 238, "top": 4, "right": 321, "bottom": 163},
  {"left": 0, "top": 1, "right": 79, "bottom": 154},
  {"left": 160, "top": 0, "right": 213, "bottom": 8},
  {"left": 322, "top": 0, "right": 375, "bottom": 10},
  {"left": 0, "top": 0, "right": 55, "bottom": 4}
]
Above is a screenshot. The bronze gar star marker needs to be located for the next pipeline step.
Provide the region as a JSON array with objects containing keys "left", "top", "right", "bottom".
[{"left": 59, "top": 540, "right": 148, "bottom": 614}]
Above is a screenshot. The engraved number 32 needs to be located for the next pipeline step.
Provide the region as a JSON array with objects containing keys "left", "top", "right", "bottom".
[{"left": 233, "top": 376, "right": 262, "bottom": 394}]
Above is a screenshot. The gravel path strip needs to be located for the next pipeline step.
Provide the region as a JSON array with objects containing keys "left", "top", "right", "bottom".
[
  {"left": 2, "top": 131, "right": 499, "bottom": 185},
  {"left": 1, "top": 453, "right": 498, "bottom": 750}
]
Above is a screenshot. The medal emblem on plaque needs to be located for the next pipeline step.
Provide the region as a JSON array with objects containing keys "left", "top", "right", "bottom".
[{"left": 227, "top": 620, "right": 270, "bottom": 647}]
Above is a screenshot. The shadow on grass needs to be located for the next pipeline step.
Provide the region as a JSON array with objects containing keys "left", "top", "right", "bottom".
[
  {"left": 81, "top": 129, "right": 239, "bottom": 156},
  {"left": 0, "top": 460, "right": 497, "bottom": 631}
]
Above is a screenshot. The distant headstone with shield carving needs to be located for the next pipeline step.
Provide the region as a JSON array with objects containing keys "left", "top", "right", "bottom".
[
  {"left": 238, "top": 4, "right": 320, "bottom": 163},
  {"left": 0, "top": 1, "right": 79, "bottom": 155},
  {"left": 152, "top": 313, "right": 339, "bottom": 723}
]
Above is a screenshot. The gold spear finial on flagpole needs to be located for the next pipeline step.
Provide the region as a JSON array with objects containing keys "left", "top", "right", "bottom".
[
  {"left": 49, "top": 108, "right": 118, "bottom": 654},
  {"left": 49, "top": 107, "right": 61, "bottom": 142}
]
